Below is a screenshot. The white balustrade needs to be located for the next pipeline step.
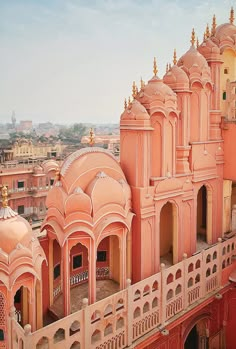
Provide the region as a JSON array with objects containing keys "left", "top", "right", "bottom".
[{"left": 10, "top": 235, "right": 236, "bottom": 349}]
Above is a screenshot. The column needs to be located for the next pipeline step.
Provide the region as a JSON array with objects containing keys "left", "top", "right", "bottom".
[
  {"left": 119, "top": 231, "right": 127, "bottom": 290},
  {"left": 88, "top": 242, "right": 96, "bottom": 304},
  {"left": 48, "top": 238, "right": 54, "bottom": 306},
  {"left": 63, "top": 240, "right": 70, "bottom": 316}
]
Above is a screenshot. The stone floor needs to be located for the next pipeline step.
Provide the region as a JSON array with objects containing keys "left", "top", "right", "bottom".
[
  {"left": 47, "top": 279, "right": 120, "bottom": 321},
  {"left": 196, "top": 233, "right": 210, "bottom": 252},
  {"left": 160, "top": 235, "right": 210, "bottom": 268}
]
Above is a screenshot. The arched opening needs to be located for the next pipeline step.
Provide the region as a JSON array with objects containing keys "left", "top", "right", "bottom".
[
  {"left": 197, "top": 185, "right": 210, "bottom": 249},
  {"left": 14, "top": 286, "right": 30, "bottom": 327},
  {"left": 184, "top": 325, "right": 198, "bottom": 349},
  {"left": 160, "top": 202, "right": 178, "bottom": 266},
  {"left": 184, "top": 318, "right": 209, "bottom": 349},
  {"left": 69, "top": 242, "right": 89, "bottom": 313},
  {"left": 96, "top": 235, "right": 120, "bottom": 301}
]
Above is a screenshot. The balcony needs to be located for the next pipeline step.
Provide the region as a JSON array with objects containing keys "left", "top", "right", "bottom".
[{"left": 11, "top": 235, "right": 236, "bottom": 349}]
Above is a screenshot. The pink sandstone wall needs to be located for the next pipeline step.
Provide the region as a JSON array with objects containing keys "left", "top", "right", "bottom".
[{"left": 223, "top": 123, "right": 236, "bottom": 181}]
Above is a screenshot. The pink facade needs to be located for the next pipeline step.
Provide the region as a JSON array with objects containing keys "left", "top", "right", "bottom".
[{"left": 1, "top": 7, "right": 236, "bottom": 349}]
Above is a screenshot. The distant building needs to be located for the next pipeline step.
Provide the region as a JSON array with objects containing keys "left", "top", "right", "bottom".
[
  {"left": 81, "top": 134, "right": 120, "bottom": 155},
  {"left": 17, "top": 120, "right": 33, "bottom": 133},
  {"left": 0, "top": 159, "right": 59, "bottom": 221}
]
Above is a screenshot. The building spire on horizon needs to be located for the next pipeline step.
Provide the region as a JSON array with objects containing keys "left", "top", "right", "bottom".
[
  {"left": 211, "top": 14, "right": 217, "bottom": 36},
  {"left": 205, "top": 23, "right": 210, "bottom": 38},
  {"left": 230, "top": 7, "right": 234, "bottom": 24},
  {"left": 89, "top": 128, "right": 95, "bottom": 147},
  {"left": 153, "top": 57, "right": 158, "bottom": 76},
  {"left": 173, "top": 48, "right": 177, "bottom": 65},
  {"left": 190, "top": 28, "right": 196, "bottom": 46}
]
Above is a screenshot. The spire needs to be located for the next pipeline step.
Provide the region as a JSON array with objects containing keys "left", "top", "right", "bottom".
[
  {"left": 132, "top": 81, "right": 137, "bottom": 99},
  {"left": 203, "top": 31, "right": 206, "bottom": 41},
  {"left": 89, "top": 128, "right": 95, "bottom": 147},
  {"left": 128, "top": 96, "right": 131, "bottom": 107},
  {"left": 230, "top": 7, "right": 234, "bottom": 24},
  {"left": 173, "top": 48, "right": 177, "bottom": 65},
  {"left": 205, "top": 23, "right": 210, "bottom": 38},
  {"left": 211, "top": 14, "right": 216, "bottom": 36},
  {"left": 124, "top": 98, "right": 127, "bottom": 110},
  {"left": 196, "top": 37, "right": 199, "bottom": 48},
  {"left": 1, "top": 186, "right": 8, "bottom": 208},
  {"left": 153, "top": 57, "right": 158, "bottom": 76},
  {"left": 166, "top": 63, "right": 169, "bottom": 73},
  {"left": 168, "top": 63, "right": 171, "bottom": 70},
  {"left": 140, "top": 77, "right": 145, "bottom": 90},
  {"left": 190, "top": 28, "right": 195, "bottom": 46}
]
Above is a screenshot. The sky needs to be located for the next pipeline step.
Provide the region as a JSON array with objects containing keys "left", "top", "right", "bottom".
[{"left": 0, "top": 0, "right": 234, "bottom": 125}]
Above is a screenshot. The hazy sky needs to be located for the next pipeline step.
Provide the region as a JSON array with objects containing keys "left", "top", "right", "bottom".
[{"left": 0, "top": 0, "right": 234, "bottom": 124}]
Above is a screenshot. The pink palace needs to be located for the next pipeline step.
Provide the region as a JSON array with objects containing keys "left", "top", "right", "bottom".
[{"left": 1, "top": 7, "right": 236, "bottom": 349}]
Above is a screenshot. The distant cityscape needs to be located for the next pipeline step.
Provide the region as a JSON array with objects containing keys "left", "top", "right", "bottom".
[{"left": 0, "top": 111, "right": 120, "bottom": 228}]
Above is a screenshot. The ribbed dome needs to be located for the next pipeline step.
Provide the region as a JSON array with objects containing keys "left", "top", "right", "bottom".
[
  {"left": 178, "top": 46, "right": 209, "bottom": 73},
  {"left": 215, "top": 23, "right": 236, "bottom": 41},
  {"left": 0, "top": 214, "right": 33, "bottom": 254},
  {"left": 121, "top": 99, "right": 149, "bottom": 120},
  {"left": 142, "top": 76, "right": 176, "bottom": 101},
  {"left": 198, "top": 38, "right": 220, "bottom": 56},
  {"left": 163, "top": 65, "right": 189, "bottom": 90}
]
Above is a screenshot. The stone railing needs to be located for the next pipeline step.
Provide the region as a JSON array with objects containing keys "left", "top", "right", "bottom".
[
  {"left": 53, "top": 267, "right": 110, "bottom": 298},
  {"left": 11, "top": 235, "right": 236, "bottom": 349}
]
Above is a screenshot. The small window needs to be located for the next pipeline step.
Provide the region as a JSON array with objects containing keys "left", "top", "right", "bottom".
[
  {"left": 0, "top": 329, "right": 4, "bottom": 341},
  {"left": 223, "top": 91, "right": 227, "bottom": 100},
  {"left": 224, "top": 68, "right": 229, "bottom": 74},
  {"left": 50, "top": 179, "right": 54, "bottom": 186},
  {"left": 54, "top": 264, "right": 60, "bottom": 279},
  {"left": 17, "top": 181, "right": 24, "bottom": 189},
  {"left": 97, "top": 251, "right": 107, "bottom": 262},
  {"left": 73, "top": 255, "right": 82, "bottom": 269},
  {"left": 18, "top": 205, "right": 24, "bottom": 214}
]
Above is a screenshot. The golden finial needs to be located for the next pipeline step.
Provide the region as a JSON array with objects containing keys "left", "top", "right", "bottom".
[
  {"left": 1, "top": 186, "right": 8, "bottom": 208},
  {"left": 132, "top": 81, "right": 136, "bottom": 98},
  {"left": 168, "top": 63, "right": 171, "bottom": 70},
  {"left": 128, "top": 96, "right": 131, "bottom": 106},
  {"left": 173, "top": 48, "right": 177, "bottom": 65},
  {"left": 211, "top": 14, "right": 216, "bottom": 36},
  {"left": 153, "top": 57, "right": 158, "bottom": 76},
  {"left": 196, "top": 37, "right": 199, "bottom": 48},
  {"left": 190, "top": 28, "right": 195, "bottom": 46},
  {"left": 140, "top": 77, "right": 145, "bottom": 90},
  {"left": 124, "top": 98, "right": 127, "bottom": 110},
  {"left": 89, "top": 128, "right": 95, "bottom": 147},
  {"left": 205, "top": 23, "right": 210, "bottom": 38},
  {"left": 230, "top": 7, "right": 234, "bottom": 24}
]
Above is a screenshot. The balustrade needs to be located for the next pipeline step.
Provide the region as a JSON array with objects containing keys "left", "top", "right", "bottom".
[{"left": 11, "top": 235, "right": 236, "bottom": 349}]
